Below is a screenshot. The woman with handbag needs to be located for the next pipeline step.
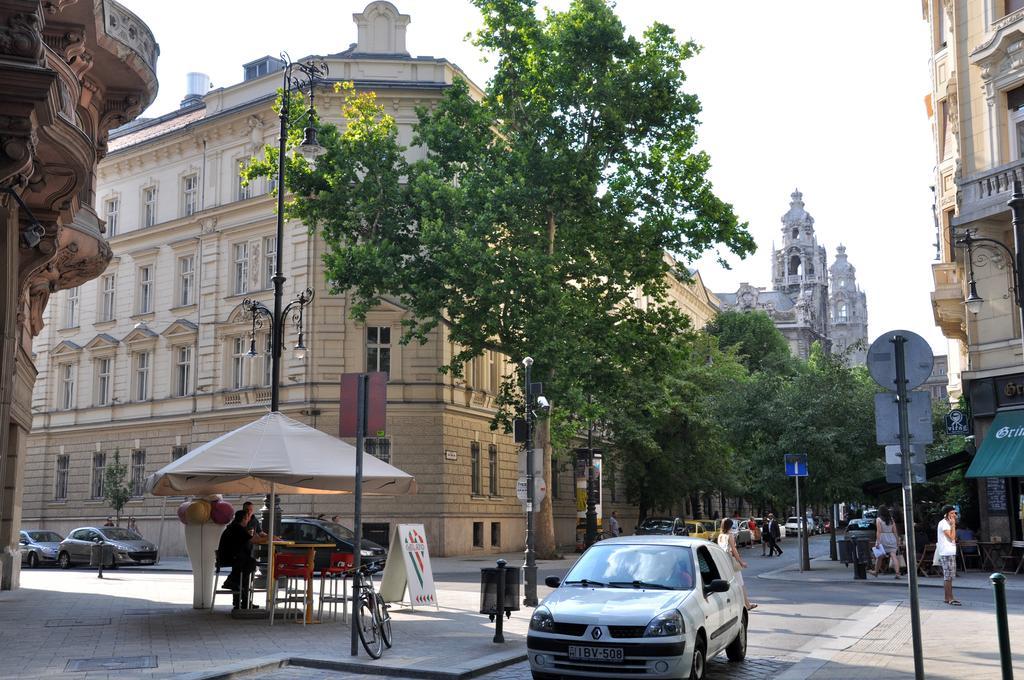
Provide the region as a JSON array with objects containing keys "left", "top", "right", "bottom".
[
  {"left": 869, "top": 506, "right": 902, "bottom": 578},
  {"left": 717, "top": 518, "right": 757, "bottom": 610}
]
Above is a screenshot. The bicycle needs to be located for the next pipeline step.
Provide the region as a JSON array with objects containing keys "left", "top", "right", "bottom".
[{"left": 347, "top": 562, "right": 392, "bottom": 658}]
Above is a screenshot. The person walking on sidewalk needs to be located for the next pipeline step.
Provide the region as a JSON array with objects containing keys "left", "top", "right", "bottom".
[
  {"left": 608, "top": 511, "right": 620, "bottom": 537},
  {"left": 869, "top": 506, "right": 902, "bottom": 578},
  {"left": 718, "top": 519, "right": 756, "bottom": 610},
  {"left": 937, "top": 505, "right": 961, "bottom": 606},
  {"left": 765, "top": 513, "right": 783, "bottom": 556}
]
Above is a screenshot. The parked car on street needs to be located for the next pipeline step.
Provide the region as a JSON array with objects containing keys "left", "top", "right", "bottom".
[
  {"left": 683, "top": 520, "right": 719, "bottom": 541},
  {"left": 529, "top": 535, "right": 747, "bottom": 679},
  {"left": 279, "top": 516, "right": 387, "bottom": 571},
  {"left": 635, "top": 517, "right": 688, "bottom": 536},
  {"left": 57, "top": 526, "right": 158, "bottom": 568},
  {"left": 844, "top": 518, "right": 876, "bottom": 542},
  {"left": 729, "top": 523, "right": 753, "bottom": 547},
  {"left": 19, "top": 529, "right": 63, "bottom": 568},
  {"left": 784, "top": 516, "right": 815, "bottom": 535}
]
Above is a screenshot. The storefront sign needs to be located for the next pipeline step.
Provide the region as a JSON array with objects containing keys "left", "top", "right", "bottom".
[
  {"left": 987, "top": 478, "right": 1008, "bottom": 512},
  {"left": 996, "top": 376, "right": 1024, "bottom": 409},
  {"left": 379, "top": 524, "right": 437, "bottom": 608}
]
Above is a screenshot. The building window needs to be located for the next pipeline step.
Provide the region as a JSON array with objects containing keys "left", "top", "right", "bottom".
[
  {"left": 237, "top": 165, "right": 251, "bottom": 201},
  {"left": 263, "top": 235, "right": 277, "bottom": 290},
  {"left": 488, "top": 444, "right": 498, "bottom": 496},
  {"left": 231, "top": 336, "right": 245, "bottom": 389},
  {"left": 95, "top": 357, "right": 112, "bottom": 406},
  {"left": 365, "top": 437, "right": 391, "bottom": 464},
  {"left": 130, "top": 449, "right": 146, "bottom": 497},
  {"left": 366, "top": 326, "right": 391, "bottom": 376},
  {"left": 105, "top": 198, "right": 119, "bottom": 237},
  {"left": 59, "top": 363, "right": 75, "bottom": 410},
  {"left": 133, "top": 351, "right": 150, "bottom": 401},
  {"left": 171, "top": 445, "right": 188, "bottom": 461},
  {"left": 100, "top": 274, "right": 116, "bottom": 322},
  {"left": 182, "top": 173, "right": 199, "bottom": 216},
  {"left": 143, "top": 186, "right": 157, "bottom": 227},
  {"left": 837, "top": 303, "right": 849, "bottom": 322},
  {"left": 178, "top": 254, "right": 195, "bottom": 307},
  {"left": 490, "top": 521, "right": 501, "bottom": 547},
  {"left": 233, "top": 242, "right": 249, "bottom": 294},
  {"left": 175, "top": 345, "right": 192, "bottom": 397},
  {"left": 64, "top": 286, "right": 79, "bottom": 328},
  {"left": 471, "top": 441, "right": 481, "bottom": 496},
  {"left": 91, "top": 452, "right": 106, "bottom": 499},
  {"left": 472, "top": 521, "right": 484, "bottom": 548},
  {"left": 55, "top": 454, "right": 69, "bottom": 501},
  {"left": 488, "top": 351, "right": 498, "bottom": 393},
  {"left": 137, "top": 265, "right": 153, "bottom": 314}
]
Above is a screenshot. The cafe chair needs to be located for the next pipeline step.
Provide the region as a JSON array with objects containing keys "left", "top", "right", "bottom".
[
  {"left": 271, "top": 552, "right": 311, "bottom": 625},
  {"left": 318, "top": 552, "right": 354, "bottom": 622},
  {"left": 1001, "top": 540, "right": 1024, "bottom": 575}
]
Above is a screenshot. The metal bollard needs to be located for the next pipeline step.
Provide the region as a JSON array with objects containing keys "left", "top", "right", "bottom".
[
  {"left": 991, "top": 573, "right": 1014, "bottom": 680},
  {"left": 494, "top": 559, "right": 506, "bottom": 644},
  {"left": 97, "top": 541, "right": 104, "bottom": 579}
]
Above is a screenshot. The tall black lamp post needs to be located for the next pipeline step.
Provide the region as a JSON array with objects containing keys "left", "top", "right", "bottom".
[
  {"left": 522, "top": 357, "right": 538, "bottom": 607},
  {"left": 237, "top": 53, "right": 324, "bottom": 602}
]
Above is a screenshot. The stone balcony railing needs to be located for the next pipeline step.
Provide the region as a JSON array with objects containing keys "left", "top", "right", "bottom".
[{"left": 955, "top": 158, "right": 1024, "bottom": 226}]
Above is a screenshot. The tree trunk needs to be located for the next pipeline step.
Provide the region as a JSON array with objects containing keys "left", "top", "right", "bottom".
[{"left": 534, "top": 415, "right": 559, "bottom": 558}]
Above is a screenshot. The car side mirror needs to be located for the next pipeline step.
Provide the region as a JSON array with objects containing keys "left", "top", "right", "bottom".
[
  {"left": 545, "top": 576, "right": 561, "bottom": 588},
  {"left": 705, "top": 579, "right": 730, "bottom": 594},
  {"left": 19, "top": 539, "right": 28, "bottom": 545}
]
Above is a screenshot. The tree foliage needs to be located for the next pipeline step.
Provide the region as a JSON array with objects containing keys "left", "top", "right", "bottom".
[
  {"left": 704, "top": 310, "right": 795, "bottom": 375},
  {"left": 104, "top": 450, "right": 131, "bottom": 526}
]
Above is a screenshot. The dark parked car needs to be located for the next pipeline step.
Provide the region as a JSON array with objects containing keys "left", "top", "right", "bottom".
[
  {"left": 279, "top": 517, "right": 386, "bottom": 572},
  {"left": 844, "top": 518, "right": 876, "bottom": 542},
  {"left": 19, "top": 530, "right": 63, "bottom": 568},
  {"left": 57, "top": 526, "right": 158, "bottom": 568},
  {"left": 634, "top": 517, "right": 688, "bottom": 536}
]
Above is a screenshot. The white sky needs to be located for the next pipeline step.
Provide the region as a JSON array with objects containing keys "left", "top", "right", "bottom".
[{"left": 121, "top": 0, "right": 943, "bottom": 352}]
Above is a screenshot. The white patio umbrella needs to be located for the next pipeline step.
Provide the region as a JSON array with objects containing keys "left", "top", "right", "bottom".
[{"left": 145, "top": 411, "right": 416, "bottom": 612}]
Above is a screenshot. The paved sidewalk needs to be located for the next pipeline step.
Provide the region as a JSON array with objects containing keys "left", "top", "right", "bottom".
[
  {"left": 758, "top": 550, "right": 1024, "bottom": 591},
  {"left": 0, "top": 561, "right": 562, "bottom": 680}
]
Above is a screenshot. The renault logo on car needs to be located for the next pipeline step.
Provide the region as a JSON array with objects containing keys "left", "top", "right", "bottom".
[{"left": 591, "top": 627, "right": 603, "bottom": 640}]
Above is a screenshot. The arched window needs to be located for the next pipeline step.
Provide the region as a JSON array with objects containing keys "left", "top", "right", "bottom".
[
  {"left": 792, "top": 228, "right": 799, "bottom": 239},
  {"left": 788, "top": 255, "right": 802, "bottom": 276},
  {"left": 837, "top": 303, "right": 848, "bottom": 322}
]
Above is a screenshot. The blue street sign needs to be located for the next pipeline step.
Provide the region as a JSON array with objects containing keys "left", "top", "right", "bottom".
[{"left": 784, "top": 453, "right": 808, "bottom": 477}]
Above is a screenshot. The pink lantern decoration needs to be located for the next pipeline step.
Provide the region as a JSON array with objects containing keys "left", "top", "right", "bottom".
[
  {"left": 177, "top": 500, "right": 191, "bottom": 524},
  {"left": 209, "top": 499, "right": 234, "bottom": 525}
]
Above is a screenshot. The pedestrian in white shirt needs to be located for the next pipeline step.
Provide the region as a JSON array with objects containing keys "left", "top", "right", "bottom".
[
  {"left": 608, "top": 511, "right": 620, "bottom": 537},
  {"left": 937, "top": 505, "right": 960, "bottom": 606}
]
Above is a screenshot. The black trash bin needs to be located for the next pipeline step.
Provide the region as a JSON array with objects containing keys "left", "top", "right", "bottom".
[
  {"left": 89, "top": 542, "right": 116, "bottom": 569},
  {"left": 480, "top": 563, "right": 521, "bottom": 618},
  {"left": 851, "top": 539, "right": 872, "bottom": 580}
]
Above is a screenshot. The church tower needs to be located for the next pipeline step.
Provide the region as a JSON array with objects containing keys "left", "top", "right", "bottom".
[
  {"left": 770, "top": 190, "right": 830, "bottom": 355},
  {"left": 828, "top": 244, "right": 869, "bottom": 365}
]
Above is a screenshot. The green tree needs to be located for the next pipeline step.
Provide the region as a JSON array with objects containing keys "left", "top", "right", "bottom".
[
  {"left": 704, "top": 310, "right": 795, "bottom": 375},
  {"left": 103, "top": 450, "right": 131, "bottom": 526},
  {"left": 245, "top": 0, "right": 754, "bottom": 556}
]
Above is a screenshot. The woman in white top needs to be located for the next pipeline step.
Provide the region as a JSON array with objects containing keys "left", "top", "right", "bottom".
[
  {"left": 869, "top": 506, "right": 902, "bottom": 578},
  {"left": 717, "top": 518, "right": 756, "bottom": 610}
]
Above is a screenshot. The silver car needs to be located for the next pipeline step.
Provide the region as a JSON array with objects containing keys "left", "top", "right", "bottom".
[
  {"left": 57, "top": 526, "right": 158, "bottom": 568},
  {"left": 19, "top": 530, "right": 63, "bottom": 568}
]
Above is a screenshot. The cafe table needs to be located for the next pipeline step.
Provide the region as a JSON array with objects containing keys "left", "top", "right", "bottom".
[
  {"left": 978, "top": 541, "right": 1009, "bottom": 572},
  {"left": 282, "top": 542, "right": 336, "bottom": 624}
]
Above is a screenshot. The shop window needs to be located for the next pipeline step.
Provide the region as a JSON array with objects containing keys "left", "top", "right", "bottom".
[
  {"left": 473, "top": 521, "right": 484, "bottom": 548},
  {"left": 491, "top": 522, "right": 501, "bottom": 547}
]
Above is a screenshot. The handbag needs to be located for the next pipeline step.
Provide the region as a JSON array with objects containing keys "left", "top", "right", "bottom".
[{"left": 871, "top": 544, "right": 886, "bottom": 559}]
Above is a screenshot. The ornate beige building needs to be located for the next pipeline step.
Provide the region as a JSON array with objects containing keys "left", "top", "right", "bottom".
[
  {"left": 0, "top": 0, "right": 158, "bottom": 589},
  {"left": 21, "top": 1, "right": 726, "bottom": 558},
  {"left": 924, "top": 0, "right": 1024, "bottom": 542}
]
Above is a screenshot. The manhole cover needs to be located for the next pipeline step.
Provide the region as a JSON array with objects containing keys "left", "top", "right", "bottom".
[
  {"left": 65, "top": 656, "right": 157, "bottom": 671},
  {"left": 45, "top": 617, "right": 111, "bottom": 627}
]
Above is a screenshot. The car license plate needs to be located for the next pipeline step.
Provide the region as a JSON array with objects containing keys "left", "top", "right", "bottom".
[{"left": 568, "top": 646, "right": 624, "bottom": 663}]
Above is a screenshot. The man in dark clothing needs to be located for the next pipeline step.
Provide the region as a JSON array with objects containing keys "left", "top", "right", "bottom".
[
  {"left": 242, "top": 501, "right": 262, "bottom": 535},
  {"left": 765, "top": 513, "right": 783, "bottom": 556},
  {"left": 218, "top": 510, "right": 259, "bottom": 610}
]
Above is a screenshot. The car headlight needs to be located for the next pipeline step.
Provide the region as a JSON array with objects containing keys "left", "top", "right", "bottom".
[
  {"left": 644, "top": 610, "right": 684, "bottom": 638},
  {"left": 529, "top": 606, "right": 555, "bottom": 632},
  {"left": 360, "top": 549, "right": 375, "bottom": 557}
]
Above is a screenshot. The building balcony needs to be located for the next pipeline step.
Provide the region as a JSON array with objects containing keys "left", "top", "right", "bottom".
[
  {"left": 954, "top": 158, "right": 1024, "bottom": 226},
  {"left": 931, "top": 262, "right": 967, "bottom": 343}
]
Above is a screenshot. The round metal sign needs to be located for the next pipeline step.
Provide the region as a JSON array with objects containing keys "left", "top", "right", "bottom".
[{"left": 867, "top": 329, "right": 934, "bottom": 391}]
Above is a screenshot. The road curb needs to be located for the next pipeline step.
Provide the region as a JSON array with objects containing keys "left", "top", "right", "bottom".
[{"left": 757, "top": 563, "right": 1003, "bottom": 591}]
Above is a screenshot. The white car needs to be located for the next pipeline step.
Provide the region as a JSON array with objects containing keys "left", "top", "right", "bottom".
[
  {"left": 528, "top": 536, "right": 747, "bottom": 679},
  {"left": 784, "top": 516, "right": 815, "bottom": 535}
]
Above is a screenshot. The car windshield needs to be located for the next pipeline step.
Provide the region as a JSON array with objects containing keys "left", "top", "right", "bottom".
[
  {"left": 101, "top": 528, "right": 142, "bottom": 541},
  {"left": 28, "top": 531, "right": 62, "bottom": 542},
  {"left": 642, "top": 520, "right": 673, "bottom": 531},
  {"left": 564, "top": 544, "right": 695, "bottom": 590},
  {"left": 317, "top": 520, "right": 355, "bottom": 540}
]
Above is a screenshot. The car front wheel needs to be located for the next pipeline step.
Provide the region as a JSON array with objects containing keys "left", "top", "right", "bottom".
[
  {"left": 726, "top": 613, "right": 747, "bottom": 661},
  {"left": 58, "top": 552, "right": 72, "bottom": 569},
  {"left": 27, "top": 552, "right": 39, "bottom": 568},
  {"left": 689, "top": 635, "right": 707, "bottom": 680}
]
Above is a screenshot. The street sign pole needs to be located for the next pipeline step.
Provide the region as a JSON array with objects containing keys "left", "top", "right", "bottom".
[
  {"left": 893, "top": 334, "right": 925, "bottom": 680},
  {"left": 795, "top": 474, "right": 805, "bottom": 572}
]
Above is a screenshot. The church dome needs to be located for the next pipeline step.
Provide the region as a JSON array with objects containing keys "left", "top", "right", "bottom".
[{"left": 782, "top": 189, "right": 815, "bottom": 231}]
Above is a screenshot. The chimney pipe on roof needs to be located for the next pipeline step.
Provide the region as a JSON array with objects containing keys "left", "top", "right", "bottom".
[{"left": 181, "top": 72, "right": 211, "bottom": 108}]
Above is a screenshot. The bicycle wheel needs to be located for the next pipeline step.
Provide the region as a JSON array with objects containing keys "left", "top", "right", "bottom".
[
  {"left": 356, "top": 593, "right": 383, "bottom": 659},
  {"left": 375, "top": 592, "right": 393, "bottom": 649}
]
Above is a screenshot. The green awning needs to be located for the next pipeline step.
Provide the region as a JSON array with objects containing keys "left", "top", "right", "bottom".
[{"left": 966, "top": 409, "right": 1024, "bottom": 478}]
